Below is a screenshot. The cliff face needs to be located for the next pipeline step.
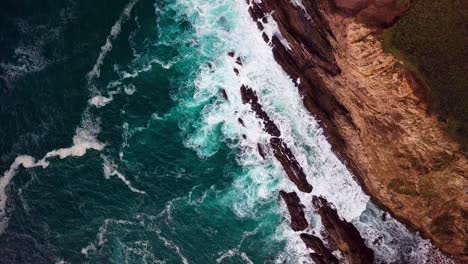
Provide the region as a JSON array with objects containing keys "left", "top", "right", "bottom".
[
  {"left": 253, "top": 0, "right": 467, "bottom": 260},
  {"left": 334, "top": 0, "right": 408, "bottom": 26}
]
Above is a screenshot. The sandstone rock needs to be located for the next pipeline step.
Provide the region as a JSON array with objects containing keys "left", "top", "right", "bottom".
[
  {"left": 251, "top": 0, "right": 467, "bottom": 260},
  {"left": 333, "top": 0, "right": 409, "bottom": 27},
  {"left": 334, "top": 0, "right": 368, "bottom": 13}
]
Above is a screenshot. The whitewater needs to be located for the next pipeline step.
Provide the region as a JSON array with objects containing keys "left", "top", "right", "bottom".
[{"left": 0, "top": 0, "right": 455, "bottom": 263}]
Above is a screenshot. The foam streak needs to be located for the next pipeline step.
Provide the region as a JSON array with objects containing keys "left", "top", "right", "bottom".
[{"left": 86, "top": 0, "right": 139, "bottom": 82}]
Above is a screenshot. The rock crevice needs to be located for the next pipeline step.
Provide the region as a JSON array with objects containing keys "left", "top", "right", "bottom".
[{"left": 252, "top": 0, "right": 467, "bottom": 259}]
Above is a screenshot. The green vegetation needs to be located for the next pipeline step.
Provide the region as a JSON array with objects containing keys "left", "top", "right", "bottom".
[
  {"left": 383, "top": 0, "right": 468, "bottom": 151},
  {"left": 388, "top": 178, "right": 418, "bottom": 196}
]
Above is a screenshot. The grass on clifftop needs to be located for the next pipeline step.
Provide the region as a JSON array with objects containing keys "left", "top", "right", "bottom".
[{"left": 383, "top": 0, "right": 468, "bottom": 151}]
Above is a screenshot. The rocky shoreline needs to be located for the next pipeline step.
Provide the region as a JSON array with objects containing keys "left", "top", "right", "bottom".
[
  {"left": 245, "top": 0, "right": 467, "bottom": 262},
  {"left": 226, "top": 54, "right": 376, "bottom": 263},
  {"left": 226, "top": 51, "right": 375, "bottom": 263}
]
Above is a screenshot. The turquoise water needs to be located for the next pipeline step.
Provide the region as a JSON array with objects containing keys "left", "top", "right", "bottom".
[
  {"left": 0, "top": 0, "right": 445, "bottom": 263},
  {"left": 0, "top": 0, "right": 285, "bottom": 262}
]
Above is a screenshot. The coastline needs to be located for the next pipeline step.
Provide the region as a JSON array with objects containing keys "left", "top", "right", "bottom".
[{"left": 249, "top": 0, "right": 467, "bottom": 261}]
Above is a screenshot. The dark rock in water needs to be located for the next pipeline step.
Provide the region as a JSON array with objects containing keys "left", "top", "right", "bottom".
[
  {"left": 242, "top": 134, "right": 247, "bottom": 139},
  {"left": 240, "top": 85, "right": 280, "bottom": 137},
  {"left": 257, "top": 143, "right": 265, "bottom": 159},
  {"left": 252, "top": 0, "right": 349, "bottom": 160},
  {"left": 300, "top": 233, "right": 339, "bottom": 264},
  {"left": 235, "top": 56, "right": 243, "bottom": 66},
  {"left": 248, "top": 7, "right": 256, "bottom": 21},
  {"left": 310, "top": 253, "right": 328, "bottom": 264},
  {"left": 312, "top": 196, "right": 375, "bottom": 264},
  {"left": 238, "top": 118, "right": 245, "bottom": 126},
  {"left": 271, "top": 137, "right": 312, "bottom": 193},
  {"left": 382, "top": 212, "right": 387, "bottom": 221},
  {"left": 240, "top": 85, "right": 312, "bottom": 193},
  {"left": 228, "top": 51, "right": 235, "bottom": 57},
  {"left": 373, "top": 236, "right": 383, "bottom": 246},
  {"left": 247, "top": 1, "right": 265, "bottom": 21},
  {"left": 279, "top": 191, "right": 308, "bottom": 231},
  {"left": 256, "top": 21, "right": 264, "bottom": 31},
  {"left": 221, "top": 89, "right": 228, "bottom": 100}
]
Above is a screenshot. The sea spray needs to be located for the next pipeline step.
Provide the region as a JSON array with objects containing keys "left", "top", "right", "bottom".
[
  {"left": 0, "top": 0, "right": 455, "bottom": 262},
  {"left": 172, "top": 0, "right": 445, "bottom": 262}
]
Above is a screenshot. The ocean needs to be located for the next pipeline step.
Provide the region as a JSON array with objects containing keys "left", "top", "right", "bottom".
[{"left": 0, "top": 0, "right": 443, "bottom": 263}]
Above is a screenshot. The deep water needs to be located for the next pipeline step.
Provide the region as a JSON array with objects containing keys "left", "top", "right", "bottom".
[
  {"left": 0, "top": 0, "right": 448, "bottom": 263},
  {"left": 0, "top": 0, "right": 285, "bottom": 262}
]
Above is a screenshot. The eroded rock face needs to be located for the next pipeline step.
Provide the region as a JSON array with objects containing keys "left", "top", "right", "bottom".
[
  {"left": 312, "top": 196, "right": 375, "bottom": 264},
  {"left": 253, "top": 0, "right": 467, "bottom": 259},
  {"left": 240, "top": 85, "right": 313, "bottom": 193},
  {"left": 333, "top": 0, "right": 368, "bottom": 12},
  {"left": 300, "top": 233, "right": 339, "bottom": 264},
  {"left": 279, "top": 191, "right": 308, "bottom": 231},
  {"left": 333, "top": 0, "right": 409, "bottom": 26}
]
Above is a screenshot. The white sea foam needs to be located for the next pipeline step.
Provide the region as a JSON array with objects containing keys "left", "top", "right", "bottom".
[
  {"left": 178, "top": 0, "right": 368, "bottom": 220},
  {"left": 157, "top": 233, "right": 190, "bottom": 264},
  {"left": 0, "top": 117, "right": 105, "bottom": 234},
  {"left": 216, "top": 249, "right": 254, "bottom": 264},
  {"left": 89, "top": 95, "right": 113, "bottom": 107},
  {"left": 124, "top": 83, "right": 137, "bottom": 95},
  {"left": 0, "top": 155, "right": 45, "bottom": 233},
  {"left": 116, "top": 57, "right": 177, "bottom": 81},
  {"left": 174, "top": 0, "right": 446, "bottom": 262},
  {"left": 101, "top": 155, "right": 146, "bottom": 194},
  {"left": 81, "top": 218, "right": 138, "bottom": 259},
  {"left": 41, "top": 117, "right": 105, "bottom": 161},
  {"left": 87, "top": 0, "right": 139, "bottom": 82},
  {"left": 289, "top": 0, "right": 311, "bottom": 20},
  {"left": 261, "top": 14, "right": 292, "bottom": 50},
  {"left": 0, "top": 0, "right": 140, "bottom": 238},
  {"left": 80, "top": 243, "right": 97, "bottom": 257},
  {"left": 352, "top": 202, "right": 457, "bottom": 264}
]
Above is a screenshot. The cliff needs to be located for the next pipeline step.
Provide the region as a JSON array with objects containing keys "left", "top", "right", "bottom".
[{"left": 249, "top": 0, "right": 467, "bottom": 260}]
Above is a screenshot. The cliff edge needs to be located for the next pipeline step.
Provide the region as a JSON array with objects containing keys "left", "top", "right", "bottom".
[{"left": 254, "top": 0, "right": 467, "bottom": 260}]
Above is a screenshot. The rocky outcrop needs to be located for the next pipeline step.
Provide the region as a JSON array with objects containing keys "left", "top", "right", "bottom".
[
  {"left": 300, "top": 233, "right": 339, "bottom": 264},
  {"left": 279, "top": 191, "right": 308, "bottom": 231},
  {"left": 333, "top": 0, "right": 408, "bottom": 26},
  {"left": 312, "top": 196, "right": 374, "bottom": 264},
  {"left": 240, "top": 85, "right": 313, "bottom": 193},
  {"left": 249, "top": 0, "right": 467, "bottom": 260},
  {"left": 236, "top": 69, "right": 373, "bottom": 262}
]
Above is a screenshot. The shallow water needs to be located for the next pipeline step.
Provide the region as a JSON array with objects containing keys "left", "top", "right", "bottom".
[{"left": 0, "top": 0, "right": 450, "bottom": 263}]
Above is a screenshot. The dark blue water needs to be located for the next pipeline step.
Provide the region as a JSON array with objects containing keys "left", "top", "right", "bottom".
[{"left": 0, "top": 0, "right": 444, "bottom": 263}]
